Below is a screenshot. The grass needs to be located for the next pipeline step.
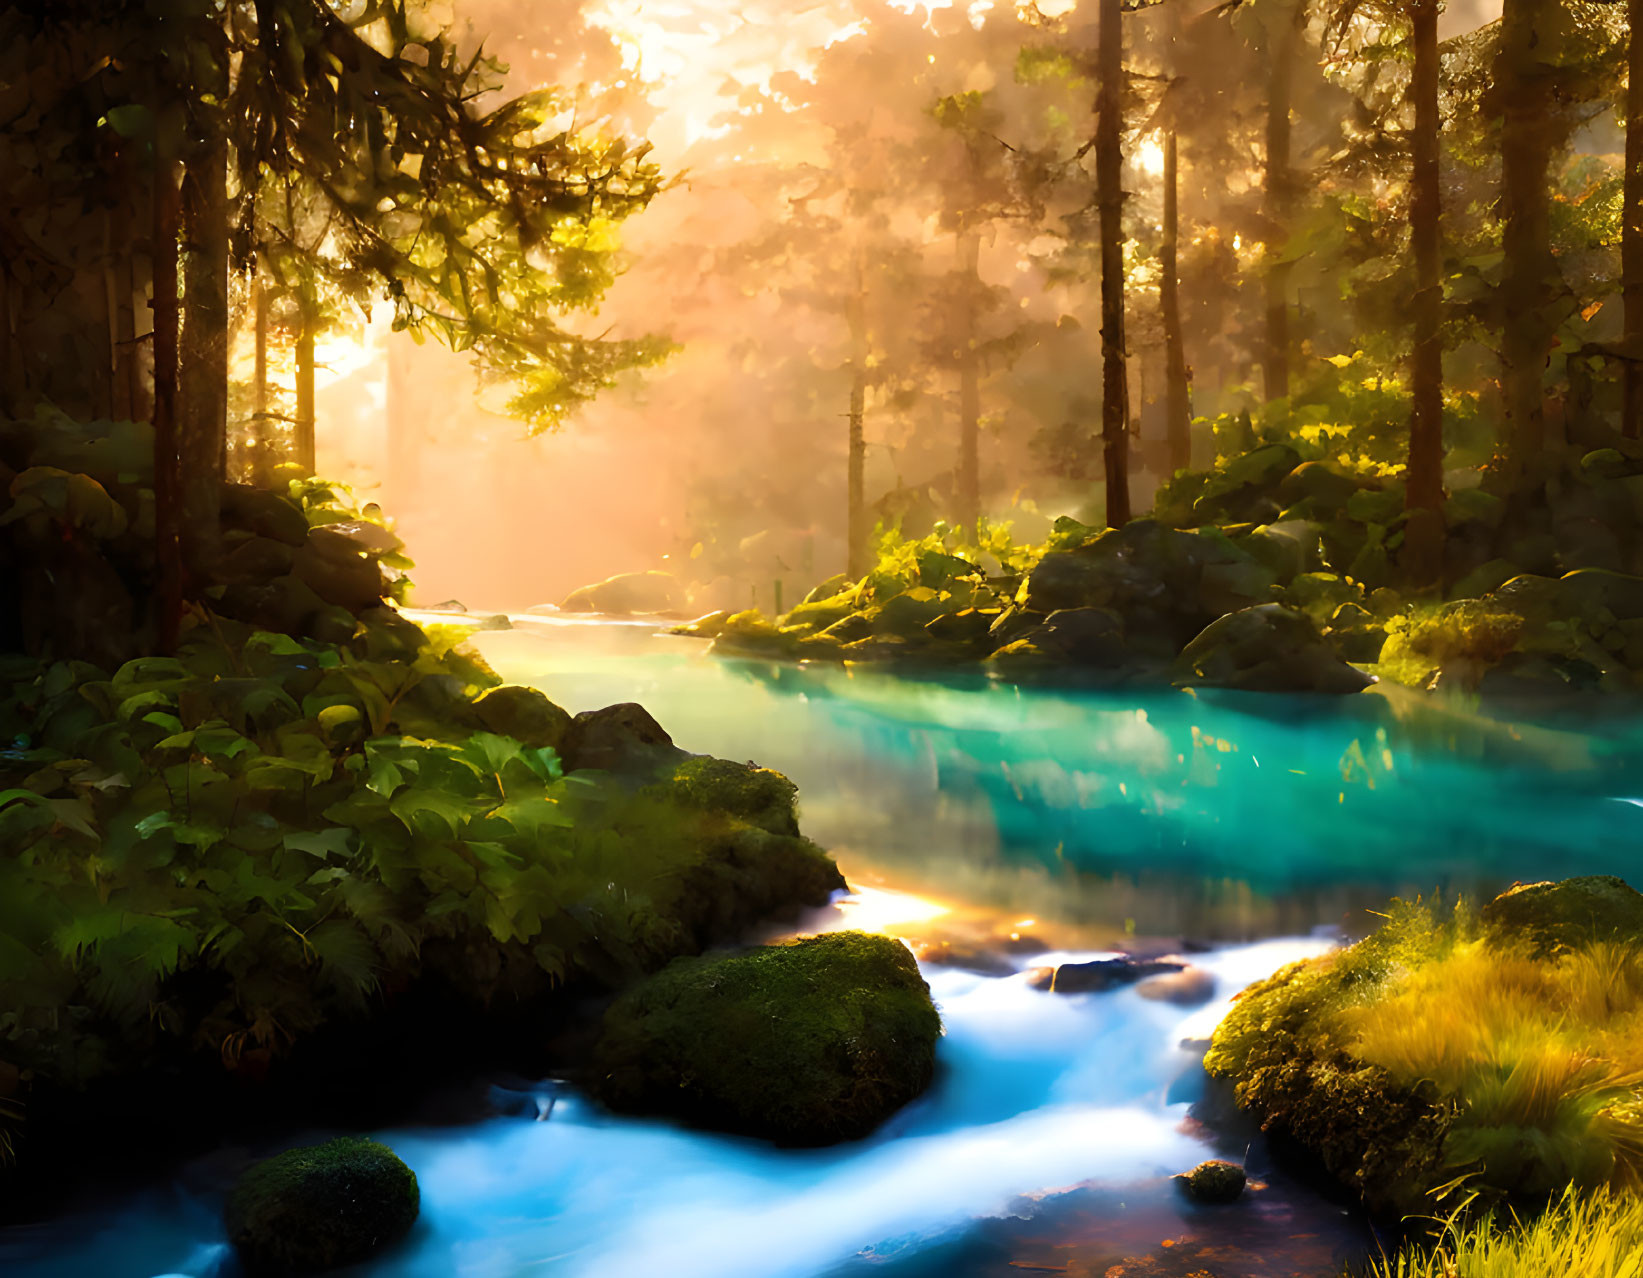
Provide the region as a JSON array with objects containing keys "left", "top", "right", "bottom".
[
  {"left": 1364, "top": 1187, "right": 1643, "bottom": 1278},
  {"left": 1205, "top": 897, "right": 1643, "bottom": 1212}
]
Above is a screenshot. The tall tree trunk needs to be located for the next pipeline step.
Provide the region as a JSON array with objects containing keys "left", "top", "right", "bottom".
[
  {"left": 295, "top": 290, "right": 317, "bottom": 475},
  {"left": 153, "top": 157, "right": 184, "bottom": 653},
  {"left": 251, "top": 271, "right": 272, "bottom": 486},
  {"left": 1625, "top": 0, "right": 1643, "bottom": 439},
  {"left": 178, "top": 128, "right": 227, "bottom": 576},
  {"left": 1405, "top": 0, "right": 1446, "bottom": 584},
  {"left": 1097, "top": 0, "right": 1131, "bottom": 528},
  {"left": 1162, "top": 130, "right": 1191, "bottom": 476},
  {"left": 846, "top": 245, "right": 870, "bottom": 579},
  {"left": 956, "top": 228, "right": 981, "bottom": 535},
  {"left": 1263, "top": 0, "right": 1302, "bottom": 402},
  {"left": 1497, "top": 0, "right": 1556, "bottom": 484}
]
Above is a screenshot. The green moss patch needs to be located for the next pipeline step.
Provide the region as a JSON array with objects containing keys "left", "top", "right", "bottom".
[
  {"left": 588, "top": 930, "right": 941, "bottom": 1145},
  {"left": 225, "top": 1137, "right": 418, "bottom": 1275}
]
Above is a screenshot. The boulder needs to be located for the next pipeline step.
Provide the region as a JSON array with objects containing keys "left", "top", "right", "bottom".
[
  {"left": 588, "top": 930, "right": 941, "bottom": 1145},
  {"left": 225, "top": 1137, "right": 419, "bottom": 1276},
  {"left": 220, "top": 482, "right": 310, "bottom": 548},
  {"left": 1177, "top": 1159, "right": 1247, "bottom": 1204},
  {"left": 667, "top": 755, "right": 800, "bottom": 836},
  {"left": 1480, "top": 876, "right": 1643, "bottom": 957},
  {"left": 1173, "top": 605, "right": 1373, "bottom": 694},
  {"left": 560, "top": 702, "right": 686, "bottom": 774},
  {"left": 1042, "top": 955, "right": 1189, "bottom": 994},
  {"left": 1557, "top": 569, "right": 1643, "bottom": 623},
  {"left": 292, "top": 528, "right": 389, "bottom": 615},
  {"left": 1039, "top": 607, "right": 1130, "bottom": 666},
  {"left": 559, "top": 570, "right": 681, "bottom": 616},
  {"left": 1136, "top": 966, "right": 1216, "bottom": 1006},
  {"left": 472, "top": 685, "right": 573, "bottom": 752}
]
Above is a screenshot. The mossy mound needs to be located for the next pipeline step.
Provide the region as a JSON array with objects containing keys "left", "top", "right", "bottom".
[
  {"left": 1480, "top": 876, "right": 1643, "bottom": 958},
  {"left": 471, "top": 684, "right": 573, "bottom": 752},
  {"left": 587, "top": 930, "right": 941, "bottom": 1145},
  {"left": 668, "top": 755, "right": 800, "bottom": 836},
  {"left": 1205, "top": 886, "right": 1643, "bottom": 1217},
  {"left": 1202, "top": 956, "right": 1451, "bottom": 1218},
  {"left": 225, "top": 1137, "right": 419, "bottom": 1276}
]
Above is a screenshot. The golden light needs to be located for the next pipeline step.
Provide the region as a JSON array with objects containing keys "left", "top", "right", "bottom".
[
  {"left": 829, "top": 884, "right": 953, "bottom": 935},
  {"left": 1135, "top": 135, "right": 1166, "bottom": 178}
]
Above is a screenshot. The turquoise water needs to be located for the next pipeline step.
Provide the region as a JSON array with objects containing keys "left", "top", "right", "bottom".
[{"left": 4, "top": 615, "right": 1640, "bottom": 1278}]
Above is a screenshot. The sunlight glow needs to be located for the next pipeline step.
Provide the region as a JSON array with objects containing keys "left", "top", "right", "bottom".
[
  {"left": 831, "top": 884, "right": 952, "bottom": 934},
  {"left": 1135, "top": 135, "right": 1165, "bottom": 178}
]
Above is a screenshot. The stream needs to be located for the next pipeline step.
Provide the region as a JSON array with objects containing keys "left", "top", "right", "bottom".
[{"left": 8, "top": 613, "right": 1643, "bottom": 1278}]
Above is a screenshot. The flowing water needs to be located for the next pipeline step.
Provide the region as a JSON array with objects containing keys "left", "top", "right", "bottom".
[{"left": 8, "top": 615, "right": 1643, "bottom": 1278}]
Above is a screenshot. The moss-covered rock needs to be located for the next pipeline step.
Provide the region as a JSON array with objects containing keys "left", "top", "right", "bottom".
[
  {"left": 225, "top": 1137, "right": 419, "bottom": 1276},
  {"left": 1480, "top": 876, "right": 1643, "bottom": 958},
  {"left": 587, "top": 930, "right": 941, "bottom": 1145},
  {"left": 472, "top": 685, "right": 573, "bottom": 752},
  {"left": 1173, "top": 604, "right": 1373, "bottom": 694},
  {"left": 560, "top": 702, "right": 685, "bottom": 775},
  {"left": 1202, "top": 958, "right": 1451, "bottom": 1218},
  {"left": 1177, "top": 1159, "right": 1247, "bottom": 1203},
  {"left": 668, "top": 755, "right": 800, "bottom": 836}
]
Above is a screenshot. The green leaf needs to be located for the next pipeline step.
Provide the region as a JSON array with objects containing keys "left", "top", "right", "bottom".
[
  {"left": 317, "top": 704, "right": 363, "bottom": 735},
  {"left": 284, "top": 828, "right": 354, "bottom": 859}
]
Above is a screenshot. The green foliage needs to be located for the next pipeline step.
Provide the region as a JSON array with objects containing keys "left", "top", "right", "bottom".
[
  {"left": 1362, "top": 1187, "right": 1643, "bottom": 1278},
  {"left": 0, "top": 607, "right": 839, "bottom": 1163},
  {"left": 1210, "top": 895, "right": 1643, "bottom": 1216}
]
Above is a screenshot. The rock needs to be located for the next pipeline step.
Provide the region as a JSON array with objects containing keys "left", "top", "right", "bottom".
[
  {"left": 1479, "top": 876, "right": 1643, "bottom": 957},
  {"left": 559, "top": 570, "right": 681, "bottom": 616},
  {"left": 870, "top": 589, "right": 949, "bottom": 639},
  {"left": 923, "top": 607, "right": 1000, "bottom": 644},
  {"left": 667, "top": 755, "right": 799, "bottom": 836},
  {"left": 1191, "top": 444, "right": 1301, "bottom": 523},
  {"left": 1557, "top": 569, "right": 1643, "bottom": 622},
  {"left": 819, "top": 612, "right": 874, "bottom": 643},
  {"left": 472, "top": 685, "right": 573, "bottom": 752},
  {"left": 225, "top": 1137, "right": 419, "bottom": 1276},
  {"left": 783, "top": 594, "right": 857, "bottom": 634},
  {"left": 1329, "top": 623, "right": 1387, "bottom": 664},
  {"left": 212, "top": 534, "right": 297, "bottom": 586},
  {"left": 292, "top": 528, "right": 389, "bottom": 615},
  {"left": 801, "top": 573, "right": 850, "bottom": 605},
  {"left": 1136, "top": 966, "right": 1216, "bottom": 1006},
  {"left": 1043, "top": 955, "right": 1188, "bottom": 994},
  {"left": 672, "top": 610, "right": 731, "bottom": 639},
  {"left": 1173, "top": 604, "right": 1373, "bottom": 694},
  {"left": 911, "top": 938, "right": 1018, "bottom": 977},
  {"left": 560, "top": 702, "right": 685, "bottom": 774},
  {"left": 1177, "top": 1159, "right": 1247, "bottom": 1204},
  {"left": 1039, "top": 607, "right": 1130, "bottom": 665},
  {"left": 1025, "top": 966, "right": 1057, "bottom": 990},
  {"left": 1278, "top": 461, "right": 1364, "bottom": 512},
  {"left": 220, "top": 482, "right": 310, "bottom": 548},
  {"left": 587, "top": 930, "right": 941, "bottom": 1145}
]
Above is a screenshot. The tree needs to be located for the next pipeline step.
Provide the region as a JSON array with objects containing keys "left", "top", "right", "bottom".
[
  {"left": 1626, "top": 0, "right": 1643, "bottom": 438},
  {"left": 1097, "top": 0, "right": 1132, "bottom": 527},
  {"left": 1404, "top": 0, "right": 1446, "bottom": 581},
  {"left": 1262, "top": 0, "right": 1307, "bottom": 402}
]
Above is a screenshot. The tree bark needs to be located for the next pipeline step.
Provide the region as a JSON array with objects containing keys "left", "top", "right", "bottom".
[
  {"left": 1404, "top": 0, "right": 1446, "bottom": 584},
  {"left": 1263, "top": 0, "right": 1302, "bottom": 402},
  {"left": 251, "top": 271, "right": 273, "bottom": 486},
  {"left": 152, "top": 157, "right": 183, "bottom": 653},
  {"left": 956, "top": 228, "right": 982, "bottom": 536},
  {"left": 1097, "top": 0, "right": 1131, "bottom": 528},
  {"left": 1497, "top": 0, "right": 1556, "bottom": 484},
  {"left": 295, "top": 289, "right": 317, "bottom": 474},
  {"left": 1162, "top": 130, "right": 1191, "bottom": 476},
  {"left": 846, "top": 245, "right": 870, "bottom": 579},
  {"left": 1625, "top": 0, "right": 1643, "bottom": 438},
  {"left": 178, "top": 127, "right": 228, "bottom": 575}
]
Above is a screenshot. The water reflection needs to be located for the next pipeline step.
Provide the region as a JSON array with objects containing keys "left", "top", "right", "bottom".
[{"left": 473, "top": 621, "right": 1643, "bottom": 943}]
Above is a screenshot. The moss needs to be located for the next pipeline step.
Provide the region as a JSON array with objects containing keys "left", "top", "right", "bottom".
[
  {"left": 1204, "top": 956, "right": 1451, "bottom": 1218},
  {"left": 1177, "top": 1159, "right": 1247, "bottom": 1203},
  {"left": 225, "top": 1137, "right": 419, "bottom": 1276},
  {"left": 667, "top": 755, "right": 800, "bottom": 836},
  {"left": 471, "top": 684, "right": 573, "bottom": 751},
  {"left": 588, "top": 930, "right": 941, "bottom": 1145},
  {"left": 1479, "top": 876, "right": 1643, "bottom": 958}
]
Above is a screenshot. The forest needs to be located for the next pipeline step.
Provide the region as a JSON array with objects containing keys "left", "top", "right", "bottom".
[{"left": 6, "top": 1, "right": 1643, "bottom": 1277}]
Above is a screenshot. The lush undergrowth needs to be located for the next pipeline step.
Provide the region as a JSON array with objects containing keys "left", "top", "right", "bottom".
[
  {"left": 1206, "top": 883, "right": 1643, "bottom": 1217},
  {"left": 0, "top": 602, "right": 839, "bottom": 1171},
  {"left": 1364, "top": 1187, "right": 1643, "bottom": 1278}
]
